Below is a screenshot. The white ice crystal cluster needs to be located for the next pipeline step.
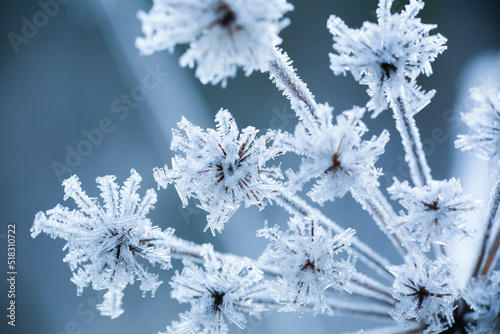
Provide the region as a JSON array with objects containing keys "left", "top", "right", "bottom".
[
  {"left": 165, "top": 247, "right": 266, "bottom": 334},
  {"left": 462, "top": 271, "right": 500, "bottom": 333},
  {"left": 389, "top": 254, "right": 459, "bottom": 333},
  {"left": 31, "top": 170, "right": 174, "bottom": 319},
  {"left": 456, "top": 86, "right": 500, "bottom": 164},
  {"left": 388, "top": 178, "right": 480, "bottom": 252},
  {"left": 279, "top": 104, "right": 389, "bottom": 204},
  {"left": 258, "top": 215, "right": 355, "bottom": 314},
  {"left": 154, "top": 109, "right": 284, "bottom": 235},
  {"left": 328, "top": 0, "right": 447, "bottom": 116},
  {"left": 136, "top": 0, "right": 293, "bottom": 87}
]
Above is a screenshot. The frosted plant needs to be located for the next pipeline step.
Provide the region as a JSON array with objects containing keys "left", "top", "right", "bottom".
[
  {"left": 31, "top": 169, "right": 174, "bottom": 319},
  {"left": 165, "top": 247, "right": 267, "bottom": 334},
  {"left": 154, "top": 109, "right": 284, "bottom": 235},
  {"left": 328, "top": 0, "right": 446, "bottom": 116},
  {"left": 136, "top": 0, "right": 293, "bottom": 87},
  {"left": 456, "top": 86, "right": 500, "bottom": 164},
  {"left": 462, "top": 271, "right": 500, "bottom": 333},
  {"left": 389, "top": 254, "right": 459, "bottom": 333},
  {"left": 388, "top": 178, "right": 480, "bottom": 252},
  {"left": 329, "top": 0, "right": 447, "bottom": 187},
  {"left": 278, "top": 104, "right": 389, "bottom": 204},
  {"left": 258, "top": 215, "right": 355, "bottom": 314},
  {"left": 33, "top": 0, "right": 500, "bottom": 333}
]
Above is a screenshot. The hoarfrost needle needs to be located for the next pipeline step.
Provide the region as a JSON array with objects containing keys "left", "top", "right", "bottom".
[
  {"left": 136, "top": 0, "right": 293, "bottom": 87},
  {"left": 389, "top": 254, "right": 459, "bottom": 333},
  {"left": 328, "top": 0, "right": 446, "bottom": 116},
  {"left": 388, "top": 178, "right": 480, "bottom": 252},
  {"left": 279, "top": 104, "right": 389, "bottom": 204},
  {"left": 165, "top": 247, "right": 266, "bottom": 334},
  {"left": 31, "top": 170, "right": 174, "bottom": 318},
  {"left": 154, "top": 109, "right": 284, "bottom": 235},
  {"left": 258, "top": 215, "right": 355, "bottom": 314}
]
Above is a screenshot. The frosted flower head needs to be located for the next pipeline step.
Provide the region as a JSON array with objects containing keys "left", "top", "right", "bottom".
[
  {"left": 389, "top": 254, "right": 459, "bottom": 333},
  {"left": 281, "top": 105, "right": 389, "bottom": 204},
  {"left": 258, "top": 215, "right": 355, "bottom": 314},
  {"left": 154, "top": 109, "right": 284, "bottom": 235},
  {"left": 328, "top": 0, "right": 447, "bottom": 116},
  {"left": 136, "top": 0, "right": 293, "bottom": 87},
  {"left": 388, "top": 178, "right": 480, "bottom": 252},
  {"left": 31, "top": 169, "right": 174, "bottom": 319},
  {"left": 462, "top": 271, "right": 500, "bottom": 333},
  {"left": 456, "top": 86, "right": 500, "bottom": 163},
  {"left": 165, "top": 248, "right": 266, "bottom": 334}
]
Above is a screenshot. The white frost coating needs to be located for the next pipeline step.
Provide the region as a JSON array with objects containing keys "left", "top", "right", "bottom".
[
  {"left": 136, "top": 0, "right": 293, "bottom": 87},
  {"left": 31, "top": 170, "right": 174, "bottom": 319},
  {"left": 164, "top": 248, "right": 266, "bottom": 334},
  {"left": 462, "top": 271, "right": 500, "bottom": 333},
  {"left": 154, "top": 109, "right": 284, "bottom": 235},
  {"left": 389, "top": 254, "right": 459, "bottom": 334},
  {"left": 328, "top": 0, "right": 446, "bottom": 116},
  {"left": 268, "top": 49, "right": 320, "bottom": 134},
  {"left": 456, "top": 86, "right": 500, "bottom": 166},
  {"left": 388, "top": 178, "right": 481, "bottom": 252},
  {"left": 258, "top": 215, "right": 355, "bottom": 314},
  {"left": 277, "top": 104, "right": 389, "bottom": 205}
]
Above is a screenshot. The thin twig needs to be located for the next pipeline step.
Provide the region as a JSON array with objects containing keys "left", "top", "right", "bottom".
[
  {"left": 391, "top": 93, "right": 432, "bottom": 187},
  {"left": 268, "top": 48, "right": 320, "bottom": 133},
  {"left": 351, "top": 185, "right": 414, "bottom": 257},
  {"left": 472, "top": 180, "right": 500, "bottom": 278}
]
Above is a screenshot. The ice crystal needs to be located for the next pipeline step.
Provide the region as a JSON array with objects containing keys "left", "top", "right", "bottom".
[
  {"left": 136, "top": 0, "right": 293, "bottom": 87},
  {"left": 328, "top": 0, "right": 446, "bottom": 116},
  {"left": 31, "top": 170, "right": 174, "bottom": 318},
  {"left": 456, "top": 86, "right": 500, "bottom": 164},
  {"left": 258, "top": 215, "right": 355, "bottom": 314},
  {"left": 154, "top": 109, "right": 284, "bottom": 235},
  {"left": 389, "top": 254, "right": 459, "bottom": 333},
  {"left": 279, "top": 104, "right": 389, "bottom": 204},
  {"left": 388, "top": 178, "right": 480, "bottom": 252},
  {"left": 164, "top": 247, "right": 266, "bottom": 334},
  {"left": 462, "top": 271, "right": 500, "bottom": 333}
]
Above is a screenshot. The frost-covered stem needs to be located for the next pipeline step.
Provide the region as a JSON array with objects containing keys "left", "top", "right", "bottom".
[
  {"left": 254, "top": 296, "right": 393, "bottom": 320},
  {"left": 472, "top": 180, "right": 500, "bottom": 278},
  {"left": 273, "top": 190, "right": 394, "bottom": 281},
  {"left": 351, "top": 271, "right": 395, "bottom": 302},
  {"left": 168, "top": 233, "right": 397, "bottom": 307},
  {"left": 391, "top": 93, "right": 432, "bottom": 187},
  {"left": 324, "top": 298, "right": 394, "bottom": 320},
  {"left": 167, "top": 236, "right": 280, "bottom": 277},
  {"left": 350, "top": 186, "right": 412, "bottom": 257},
  {"left": 481, "top": 227, "right": 500, "bottom": 276},
  {"left": 268, "top": 48, "right": 320, "bottom": 133}
]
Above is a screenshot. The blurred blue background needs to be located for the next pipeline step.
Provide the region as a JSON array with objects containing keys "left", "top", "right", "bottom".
[{"left": 1, "top": 0, "right": 499, "bottom": 333}]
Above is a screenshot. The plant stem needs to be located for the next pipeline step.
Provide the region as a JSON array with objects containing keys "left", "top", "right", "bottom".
[
  {"left": 169, "top": 235, "right": 396, "bottom": 306},
  {"left": 350, "top": 185, "right": 415, "bottom": 257},
  {"left": 268, "top": 48, "right": 320, "bottom": 134},
  {"left": 254, "top": 296, "right": 394, "bottom": 320},
  {"left": 481, "top": 227, "right": 500, "bottom": 276},
  {"left": 472, "top": 180, "right": 500, "bottom": 278},
  {"left": 391, "top": 93, "right": 432, "bottom": 187}
]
